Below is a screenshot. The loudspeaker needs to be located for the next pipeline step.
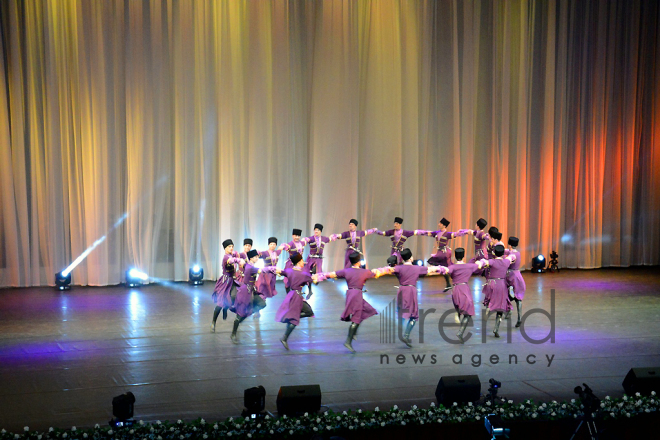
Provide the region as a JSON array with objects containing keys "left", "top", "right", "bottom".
[
  {"left": 623, "top": 367, "right": 660, "bottom": 396},
  {"left": 244, "top": 386, "right": 266, "bottom": 414},
  {"left": 435, "top": 375, "right": 481, "bottom": 405},
  {"left": 276, "top": 385, "right": 322, "bottom": 416}
]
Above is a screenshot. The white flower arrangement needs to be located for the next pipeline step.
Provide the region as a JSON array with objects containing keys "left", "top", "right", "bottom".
[{"left": 2, "top": 394, "right": 659, "bottom": 440}]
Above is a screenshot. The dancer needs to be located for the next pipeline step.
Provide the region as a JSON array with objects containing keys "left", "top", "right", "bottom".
[
  {"left": 210, "top": 239, "right": 245, "bottom": 332},
  {"left": 480, "top": 244, "right": 517, "bottom": 338},
  {"left": 276, "top": 253, "right": 316, "bottom": 350},
  {"left": 418, "top": 218, "right": 468, "bottom": 292},
  {"left": 467, "top": 218, "right": 489, "bottom": 263},
  {"left": 278, "top": 229, "right": 310, "bottom": 292},
  {"left": 235, "top": 238, "right": 253, "bottom": 285},
  {"left": 304, "top": 223, "right": 335, "bottom": 299},
  {"left": 330, "top": 219, "right": 377, "bottom": 268},
  {"left": 505, "top": 237, "right": 526, "bottom": 327},
  {"left": 375, "top": 217, "right": 423, "bottom": 263},
  {"left": 481, "top": 228, "right": 501, "bottom": 307},
  {"left": 231, "top": 249, "right": 276, "bottom": 344},
  {"left": 373, "top": 248, "right": 441, "bottom": 348},
  {"left": 253, "top": 237, "right": 282, "bottom": 318},
  {"left": 316, "top": 252, "right": 379, "bottom": 353},
  {"left": 440, "top": 248, "right": 488, "bottom": 343}
]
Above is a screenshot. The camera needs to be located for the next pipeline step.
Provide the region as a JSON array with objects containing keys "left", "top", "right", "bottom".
[
  {"left": 549, "top": 250, "right": 559, "bottom": 273},
  {"left": 487, "top": 378, "right": 501, "bottom": 400},
  {"left": 574, "top": 383, "right": 600, "bottom": 413}
]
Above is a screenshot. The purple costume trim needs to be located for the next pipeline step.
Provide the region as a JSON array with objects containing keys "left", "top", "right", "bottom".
[
  {"left": 336, "top": 229, "right": 376, "bottom": 268},
  {"left": 212, "top": 253, "right": 242, "bottom": 307},
  {"left": 483, "top": 258, "right": 514, "bottom": 312},
  {"left": 282, "top": 239, "right": 309, "bottom": 288},
  {"left": 305, "top": 235, "right": 330, "bottom": 274}
]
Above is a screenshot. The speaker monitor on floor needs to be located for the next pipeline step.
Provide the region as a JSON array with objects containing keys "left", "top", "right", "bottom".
[
  {"left": 435, "top": 375, "right": 481, "bottom": 406},
  {"left": 623, "top": 367, "right": 660, "bottom": 396},
  {"left": 276, "top": 384, "right": 322, "bottom": 416}
]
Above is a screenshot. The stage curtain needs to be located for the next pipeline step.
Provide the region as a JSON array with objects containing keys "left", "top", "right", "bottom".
[{"left": 0, "top": 0, "right": 658, "bottom": 287}]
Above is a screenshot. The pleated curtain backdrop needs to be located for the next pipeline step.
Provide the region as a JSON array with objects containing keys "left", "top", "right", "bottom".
[{"left": 0, "top": 0, "right": 659, "bottom": 287}]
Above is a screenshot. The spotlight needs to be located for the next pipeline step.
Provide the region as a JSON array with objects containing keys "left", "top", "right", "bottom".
[
  {"left": 548, "top": 251, "right": 559, "bottom": 273},
  {"left": 55, "top": 271, "right": 72, "bottom": 291},
  {"left": 242, "top": 385, "right": 266, "bottom": 418},
  {"left": 188, "top": 265, "right": 204, "bottom": 286},
  {"left": 109, "top": 392, "right": 135, "bottom": 428},
  {"left": 126, "top": 269, "right": 148, "bottom": 287},
  {"left": 531, "top": 255, "right": 546, "bottom": 273},
  {"left": 484, "top": 413, "right": 510, "bottom": 439},
  {"left": 360, "top": 259, "right": 366, "bottom": 269},
  {"left": 414, "top": 259, "right": 424, "bottom": 266}
]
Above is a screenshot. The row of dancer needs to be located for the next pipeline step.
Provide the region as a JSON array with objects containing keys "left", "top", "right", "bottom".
[{"left": 210, "top": 219, "right": 526, "bottom": 351}]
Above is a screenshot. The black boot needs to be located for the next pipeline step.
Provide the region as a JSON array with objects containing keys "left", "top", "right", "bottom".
[
  {"left": 403, "top": 319, "right": 416, "bottom": 348},
  {"left": 231, "top": 316, "right": 245, "bottom": 344},
  {"left": 515, "top": 300, "right": 522, "bottom": 328},
  {"left": 280, "top": 323, "right": 296, "bottom": 350},
  {"left": 306, "top": 282, "right": 313, "bottom": 300},
  {"left": 493, "top": 312, "right": 503, "bottom": 338},
  {"left": 344, "top": 323, "right": 359, "bottom": 353},
  {"left": 222, "top": 307, "right": 228, "bottom": 320},
  {"left": 456, "top": 315, "right": 470, "bottom": 343},
  {"left": 211, "top": 306, "right": 222, "bottom": 332},
  {"left": 443, "top": 274, "right": 452, "bottom": 292}
]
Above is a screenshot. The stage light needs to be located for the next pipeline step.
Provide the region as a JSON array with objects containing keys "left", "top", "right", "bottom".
[
  {"left": 242, "top": 385, "right": 266, "bottom": 418},
  {"left": 55, "top": 271, "right": 72, "bottom": 291},
  {"left": 531, "top": 255, "right": 546, "bottom": 273},
  {"left": 188, "top": 265, "right": 204, "bottom": 286},
  {"left": 126, "top": 269, "right": 149, "bottom": 287},
  {"left": 415, "top": 259, "right": 423, "bottom": 266},
  {"left": 109, "top": 392, "right": 135, "bottom": 428}
]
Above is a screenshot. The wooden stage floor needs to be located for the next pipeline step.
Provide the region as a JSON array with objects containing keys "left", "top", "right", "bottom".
[{"left": 1, "top": 267, "right": 660, "bottom": 431}]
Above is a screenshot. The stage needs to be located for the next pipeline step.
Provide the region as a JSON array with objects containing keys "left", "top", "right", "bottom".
[{"left": 1, "top": 267, "right": 659, "bottom": 432}]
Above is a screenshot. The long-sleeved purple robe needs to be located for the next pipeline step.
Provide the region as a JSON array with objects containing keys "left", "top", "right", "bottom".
[
  {"left": 504, "top": 249, "right": 526, "bottom": 300},
  {"left": 468, "top": 230, "right": 490, "bottom": 263},
  {"left": 483, "top": 258, "right": 514, "bottom": 313},
  {"left": 376, "top": 229, "right": 415, "bottom": 263},
  {"left": 336, "top": 229, "right": 376, "bottom": 268},
  {"left": 304, "top": 235, "right": 330, "bottom": 274},
  {"left": 391, "top": 264, "right": 429, "bottom": 320},
  {"left": 275, "top": 268, "right": 314, "bottom": 326},
  {"left": 255, "top": 249, "right": 282, "bottom": 298},
  {"left": 446, "top": 263, "right": 483, "bottom": 316},
  {"left": 334, "top": 267, "right": 378, "bottom": 324},
  {"left": 281, "top": 239, "right": 309, "bottom": 288},
  {"left": 213, "top": 252, "right": 243, "bottom": 308}
]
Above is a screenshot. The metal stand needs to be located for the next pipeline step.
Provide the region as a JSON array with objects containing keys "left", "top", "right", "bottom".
[{"left": 569, "top": 415, "right": 598, "bottom": 440}]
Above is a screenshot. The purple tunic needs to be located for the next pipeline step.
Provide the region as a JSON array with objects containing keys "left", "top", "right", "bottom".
[
  {"left": 255, "top": 249, "right": 282, "bottom": 298},
  {"left": 392, "top": 264, "right": 428, "bottom": 320},
  {"left": 305, "top": 235, "right": 330, "bottom": 274},
  {"left": 275, "top": 268, "right": 314, "bottom": 326},
  {"left": 421, "top": 230, "right": 454, "bottom": 266},
  {"left": 282, "top": 239, "right": 309, "bottom": 288},
  {"left": 447, "top": 263, "right": 483, "bottom": 316},
  {"left": 337, "top": 229, "right": 375, "bottom": 268},
  {"left": 335, "top": 268, "right": 378, "bottom": 323},
  {"left": 212, "top": 253, "right": 242, "bottom": 308},
  {"left": 234, "top": 251, "right": 249, "bottom": 284},
  {"left": 468, "top": 230, "right": 490, "bottom": 263},
  {"left": 376, "top": 229, "right": 415, "bottom": 263},
  {"left": 235, "top": 263, "right": 261, "bottom": 318},
  {"left": 484, "top": 258, "right": 513, "bottom": 313},
  {"left": 505, "top": 249, "right": 526, "bottom": 300}
]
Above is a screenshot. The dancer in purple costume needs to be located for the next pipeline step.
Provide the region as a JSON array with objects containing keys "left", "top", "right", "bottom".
[
  {"left": 330, "top": 219, "right": 377, "bottom": 268},
  {"left": 504, "top": 236, "right": 526, "bottom": 327},
  {"left": 467, "top": 218, "right": 489, "bottom": 263},
  {"left": 437, "top": 248, "right": 488, "bottom": 344},
  {"left": 231, "top": 249, "right": 278, "bottom": 344},
  {"left": 278, "top": 228, "right": 310, "bottom": 291},
  {"left": 480, "top": 244, "right": 517, "bottom": 338},
  {"left": 373, "top": 248, "right": 441, "bottom": 348},
  {"left": 304, "top": 223, "right": 336, "bottom": 299},
  {"left": 276, "top": 253, "right": 317, "bottom": 350},
  {"left": 316, "top": 252, "right": 379, "bottom": 353},
  {"left": 234, "top": 238, "right": 253, "bottom": 285},
  {"left": 481, "top": 228, "right": 501, "bottom": 308},
  {"left": 211, "top": 239, "right": 245, "bottom": 332},
  {"left": 375, "top": 216, "right": 423, "bottom": 264},
  {"left": 417, "top": 217, "right": 469, "bottom": 292},
  {"left": 255, "top": 237, "right": 282, "bottom": 299}
]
